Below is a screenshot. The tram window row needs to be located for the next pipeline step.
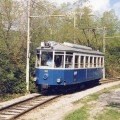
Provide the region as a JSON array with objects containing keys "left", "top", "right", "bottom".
[
  {"left": 74, "top": 55, "right": 104, "bottom": 68},
  {"left": 36, "top": 51, "right": 104, "bottom": 69}
]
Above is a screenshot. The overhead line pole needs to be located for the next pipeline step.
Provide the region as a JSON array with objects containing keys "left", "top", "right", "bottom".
[
  {"left": 102, "top": 27, "right": 106, "bottom": 80},
  {"left": 26, "top": 0, "right": 30, "bottom": 93}
]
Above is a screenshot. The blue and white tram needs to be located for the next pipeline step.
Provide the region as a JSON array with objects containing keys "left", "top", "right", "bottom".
[{"left": 34, "top": 41, "right": 104, "bottom": 90}]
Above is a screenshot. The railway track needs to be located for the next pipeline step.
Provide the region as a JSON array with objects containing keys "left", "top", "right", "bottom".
[{"left": 0, "top": 94, "right": 61, "bottom": 120}]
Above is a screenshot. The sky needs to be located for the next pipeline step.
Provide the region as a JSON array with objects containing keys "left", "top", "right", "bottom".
[{"left": 50, "top": 0, "right": 120, "bottom": 18}]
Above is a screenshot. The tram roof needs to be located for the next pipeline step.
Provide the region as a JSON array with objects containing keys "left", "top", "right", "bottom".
[{"left": 37, "top": 41, "right": 104, "bottom": 56}]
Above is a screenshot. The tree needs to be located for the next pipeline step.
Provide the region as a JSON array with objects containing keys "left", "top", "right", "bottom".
[
  {"left": 100, "top": 10, "right": 119, "bottom": 36},
  {"left": 0, "top": 0, "right": 27, "bottom": 94}
]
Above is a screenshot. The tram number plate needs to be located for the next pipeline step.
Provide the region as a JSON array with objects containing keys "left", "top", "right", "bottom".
[
  {"left": 44, "top": 70, "right": 48, "bottom": 72},
  {"left": 74, "top": 71, "right": 77, "bottom": 75}
]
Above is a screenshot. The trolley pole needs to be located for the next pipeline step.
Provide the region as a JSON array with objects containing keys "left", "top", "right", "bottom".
[
  {"left": 103, "top": 27, "right": 106, "bottom": 80},
  {"left": 26, "top": 0, "right": 30, "bottom": 93}
]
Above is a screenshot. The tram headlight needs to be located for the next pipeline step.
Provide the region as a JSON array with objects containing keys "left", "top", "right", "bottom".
[
  {"left": 33, "top": 77, "right": 37, "bottom": 81},
  {"left": 56, "top": 78, "right": 62, "bottom": 84},
  {"left": 43, "top": 74, "right": 48, "bottom": 80}
]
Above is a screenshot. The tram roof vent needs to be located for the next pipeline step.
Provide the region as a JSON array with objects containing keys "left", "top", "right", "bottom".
[
  {"left": 41, "top": 41, "right": 58, "bottom": 48},
  {"left": 47, "top": 41, "right": 58, "bottom": 46},
  {"left": 63, "top": 42, "right": 92, "bottom": 50}
]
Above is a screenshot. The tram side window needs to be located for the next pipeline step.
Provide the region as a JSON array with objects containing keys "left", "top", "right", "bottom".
[
  {"left": 65, "top": 55, "right": 73, "bottom": 68},
  {"left": 98, "top": 57, "right": 100, "bottom": 67},
  {"left": 55, "top": 55, "right": 63, "bottom": 67},
  {"left": 94, "top": 57, "right": 97, "bottom": 67},
  {"left": 101, "top": 57, "right": 103, "bottom": 67},
  {"left": 90, "top": 56, "right": 93, "bottom": 67},
  {"left": 75, "top": 56, "right": 79, "bottom": 68},
  {"left": 85, "top": 56, "right": 89, "bottom": 68},
  {"left": 80, "top": 56, "right": 84, "bottom": 68}
]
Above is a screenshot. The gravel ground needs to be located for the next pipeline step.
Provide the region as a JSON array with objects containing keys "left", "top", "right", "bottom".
[{"left": 15, "top": 81, "right": 120, "bottom": 120}]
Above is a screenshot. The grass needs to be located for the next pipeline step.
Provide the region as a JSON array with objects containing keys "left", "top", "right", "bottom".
[
  {"left": 73, "top": 91, "right": 104, "bottom": 106},
  {"left": 0, "top": 93, "right": 24, "bottom": 102},
  {"left": 64, "top": 106, "right": 89, "bottom": 120},
  {"left": 94, "top": 108, "right": 120, "bottom": 120}
]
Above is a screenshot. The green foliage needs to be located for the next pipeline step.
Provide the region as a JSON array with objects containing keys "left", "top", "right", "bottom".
[
  {"left": 105, "top": 38, "right": 120, "bottom": 77},
  {"left": 0, "top": 94, "right": 23, "bottom": 102},
  {"left": 100, "top": 10, "right": 119, "bottom": 36},
  {"left": 0, "top": 51, "right": 26, "bottom": 95},
  {"left": 64, "top": 107, "right": 89, "bottom": 120}
]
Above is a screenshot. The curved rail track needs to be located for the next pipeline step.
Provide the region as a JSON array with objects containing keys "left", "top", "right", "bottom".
[
  {"left": 0, "top": 94, "right": 61, "bottom": 120},
  {"left": 0, "top": 78, "right": 119, "bottom": 120}
]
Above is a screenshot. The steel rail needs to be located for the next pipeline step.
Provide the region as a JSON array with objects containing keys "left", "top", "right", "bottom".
[
  {"left": 0, "top": 94, "right": 41, "bottom": 111},
  {"left": 0, "top": 95, "right": 61, "bottom": 120}
]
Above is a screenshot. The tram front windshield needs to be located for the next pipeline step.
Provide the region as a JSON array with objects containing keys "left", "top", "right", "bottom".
[
  {"left": 41, "top": 51, "right": 53, "bottom": 67},
  {"left": 36, "top": 51, "right": 64, "bottom": 68}
]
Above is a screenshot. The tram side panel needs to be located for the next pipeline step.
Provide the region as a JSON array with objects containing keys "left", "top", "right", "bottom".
[
  {"left": 86, "top": 68, "right": 103, "bottom": 81},
  {"left": 67, "top": 68, "right": 103, "bottom": 84},
  {"left": 35, "top": 68, "right": 103, "bottom": 87}
]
